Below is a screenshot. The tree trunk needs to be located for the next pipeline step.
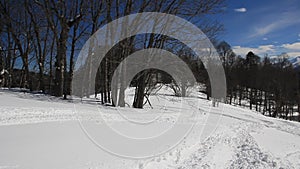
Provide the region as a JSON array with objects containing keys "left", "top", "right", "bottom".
[
  {"left": 54, "top": 25, "right": 69, "bottom": 97},
  {"left": 249, "top": 88, "right": 253, "bottom": 110},
  {"left": 133, "top": 73, "right": 146, "bottom": 108}
]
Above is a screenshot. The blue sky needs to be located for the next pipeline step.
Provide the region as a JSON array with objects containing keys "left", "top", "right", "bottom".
[{"left": 214, "top": 0, "right": 300, "bottom": 58}]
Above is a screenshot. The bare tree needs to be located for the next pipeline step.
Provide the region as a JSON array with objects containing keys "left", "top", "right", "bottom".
[
  {"left": 0, "top": 0, "right": 33, "bottom": 89},
  {"left": 35, "top": 0, "right": 84, "bottom": 97}
]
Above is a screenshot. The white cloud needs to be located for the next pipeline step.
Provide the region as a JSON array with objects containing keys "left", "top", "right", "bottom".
[
  {"left": 250, "top": 11, "right": 300, "bottom": 38},
  {"left": 281, "top": 42, "right": 300, "bottom": 57},
  {"left": 282, "top": 42, "right": 300, "bottom": 50},
  {"left": 298, "top": 33, "right": 300, "bottom": 37},
  {"left": 234, "top": 8, "right": 247, "bottom": 13},
  {"left": 263, "top": 37, "right": 268, "bottom": 41},
  {"left": 286, "top": 52, "right": 300, "bottom": 57},
  {"left": 233, "top": 45, "right": 275, "bottom": 56},
  {"left": 253, "top": 23, "right": 280, "bottom": 37},
  {"left": 233, "top": 42, "right": 300, "bottom": 58}
]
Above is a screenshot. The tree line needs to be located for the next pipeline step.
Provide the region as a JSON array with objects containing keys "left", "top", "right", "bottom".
[{"left": 216, "top": 41, "right": 300, "bottom": 121}]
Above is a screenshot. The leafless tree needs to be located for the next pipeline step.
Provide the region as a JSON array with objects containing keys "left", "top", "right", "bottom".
[{"left": 35, "top": 0, "right": 84, "bottom": 97}]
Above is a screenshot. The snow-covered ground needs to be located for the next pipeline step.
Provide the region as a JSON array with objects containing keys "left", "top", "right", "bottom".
[{"left": 0, "top": 87, "right": 300, "bottom": 169}]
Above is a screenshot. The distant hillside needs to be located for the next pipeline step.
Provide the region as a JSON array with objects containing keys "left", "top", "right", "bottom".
[{"left": 289, "top": 56, "right": 300, "bottom": 70}]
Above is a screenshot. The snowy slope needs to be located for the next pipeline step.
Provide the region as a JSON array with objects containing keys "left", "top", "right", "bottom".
[
  {"left": 289, "top": 56, "right": 300, "bottom": 69},
  {"left": 0, "top": 88, "right": 300, "bottom": 169}
]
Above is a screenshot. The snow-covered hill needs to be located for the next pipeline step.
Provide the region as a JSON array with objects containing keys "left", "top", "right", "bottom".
[
  {"left": 289, "top": 56, "right": 300, "bottom": 70},
  {"left": 0, "top": 88, "right": 300, "bottom": 169}
]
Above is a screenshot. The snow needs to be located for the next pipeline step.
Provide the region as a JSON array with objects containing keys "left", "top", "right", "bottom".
[
  {"left": 289, "top": 56, "right": 300, "bottom": 68},
  {"left": 0, "top": 69, "right": 8, "bottom": 75},
  {"left": 252, "top": 127, "right": 300, "bottom": 168},
  {"left": 0, "top": 87, "right": 300, "bottom": 169}
]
